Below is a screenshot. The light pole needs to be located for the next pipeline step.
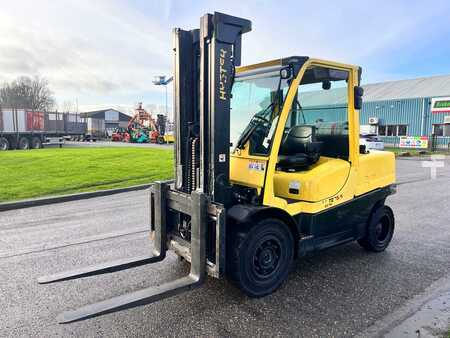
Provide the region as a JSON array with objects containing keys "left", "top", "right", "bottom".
[{"left": 152, "top": 75, "right": 173, "bottom": 117}]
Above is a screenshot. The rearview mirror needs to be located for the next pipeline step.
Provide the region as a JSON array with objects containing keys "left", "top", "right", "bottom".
[{"left": 354, "top": 86, "right": 364, "bottom": 109}]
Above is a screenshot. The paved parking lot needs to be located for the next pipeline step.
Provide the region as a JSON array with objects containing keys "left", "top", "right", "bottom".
[{"left": 1, "top": 158, "right": 450, "bottom": 337}]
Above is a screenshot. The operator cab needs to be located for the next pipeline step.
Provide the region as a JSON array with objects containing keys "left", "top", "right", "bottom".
[{"left": 230, "top": 58, "right": 359, "bottom": 203}]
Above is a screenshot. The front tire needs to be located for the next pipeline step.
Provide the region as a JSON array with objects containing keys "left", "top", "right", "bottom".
[
  {"left": 358, "top": 205, "right": 395, "bottom": 252},
  {"left": 228, "top": 218, "right": 294, "bottom": 297}
]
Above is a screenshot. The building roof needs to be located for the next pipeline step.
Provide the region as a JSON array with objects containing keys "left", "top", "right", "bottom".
[
  {"left": 363, "top": 74, "right": 450, "bottom": 101},
  {"left": 80, "top": 109, "right": 131, "bottom": 121},
  {"left": 299, "top": 74, "right": 450, "bottom": 107}
]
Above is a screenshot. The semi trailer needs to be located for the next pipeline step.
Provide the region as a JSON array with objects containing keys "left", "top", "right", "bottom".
[{"left": 0, "top": 108, "right": 87, "bottom": 150}]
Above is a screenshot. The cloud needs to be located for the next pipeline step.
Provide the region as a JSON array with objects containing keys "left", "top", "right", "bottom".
[
  {"left": 1, "top": 0, "right": 450, "bottom": 112},
  {"left": 0, "top": 0, "right": 172, "bottom": 102}
]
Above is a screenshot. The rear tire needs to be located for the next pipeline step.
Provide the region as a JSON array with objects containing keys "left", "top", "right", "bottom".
[
  {"left": 18, "top": 137, "right": 30, "bottom": 150},
  {"left": 31, "top": 136, "right": 42, "bottom": 149},
  {"left": 358, "top": 205, "right": 395, "bottom": 252},
  {"left": 228, "top": 218, "right": 294, "bottom": 297},
  {"left": 0, "top": 137, "right": 9, "bottom": 151}
]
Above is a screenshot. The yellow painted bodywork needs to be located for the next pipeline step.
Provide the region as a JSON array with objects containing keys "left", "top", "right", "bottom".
[
  {"left": 229, "top": 57, "right": 396, "bottom": 216},
  {"left": 356, "top": 150, "right": 396, "bottom": 196},
  {"left": 230, "top": 146, "right": 267, "bottom": 192},
  {"left": 273, "top": 157, "right": 350, "bottom": 202},
  {"left": 163, "top": 134, "right": 175, "bottom": 143}
]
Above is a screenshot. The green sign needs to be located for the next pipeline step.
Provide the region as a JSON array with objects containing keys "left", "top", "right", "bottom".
[{"left": 433, "top": 100, "right": 450, "bottom": 109}]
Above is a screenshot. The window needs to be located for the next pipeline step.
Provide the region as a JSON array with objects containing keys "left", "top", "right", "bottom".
[
  {"left": 397, "top": 125, "right": 407, "bottom": 136},
  {"left": 387, "top": 125, "right": 396, "bottom": 136},
  {"left": 231, "top": 68, "right": 290, "bottom": 155},
  {"left": 378, "top": 124, "right": 408, "bottom": 136},
  {"left": 283, "top": 65, "right": 350, "bottom": 160},
  {"left": 433, "top": 124, "right": 449, "bottom": 136},
  {"left": 433, "top": 124, "right": 443, "bottom": 136}
]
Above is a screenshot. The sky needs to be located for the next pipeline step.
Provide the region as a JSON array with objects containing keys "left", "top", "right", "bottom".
[{"left": 1, "top": 0, "right": 450, "bottom": 116}]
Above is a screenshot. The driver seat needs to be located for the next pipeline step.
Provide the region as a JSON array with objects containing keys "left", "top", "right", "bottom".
[{"left": 278, "top": 125, "right": 322, "bottom": 171}]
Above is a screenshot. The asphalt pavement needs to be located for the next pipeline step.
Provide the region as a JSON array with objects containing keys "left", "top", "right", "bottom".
[{"left": 1, "top": 158, "right": 450, "bottom": 337}]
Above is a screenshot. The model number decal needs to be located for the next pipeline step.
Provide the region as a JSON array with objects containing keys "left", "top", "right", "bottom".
[
  {"left": 248, "top": 161, "right": 266, "bottom": 171},
  {"left": 322, "top": 193, "right": 344, "bottom": 208}
]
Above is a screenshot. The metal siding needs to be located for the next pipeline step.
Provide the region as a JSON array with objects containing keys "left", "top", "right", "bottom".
[
  {"left": 302, "top": 105, "right": 347, "bottom": 124},
  {"left": 105, "top": 110, "right": 119, "bottom": 122},
  {"left": 360, "top": 97, "right": 450, "bottom": 148},
  {"left": 296, "top": 79, "right": 450, "bottom": 148},
  {"left": 16, "top": 109, "right": 26, "bottom": 132},
  {"left": 1, "top": 109, "right": 15, "bottom": 132},
  {"left": 105, "top": 122, "right": 119, "bottom": 129},
  {"left": 361, "top": 98, "right": 423, "bottom": 136},
  {"left": 87, "top": 118, "right": 105, "bottom": 136}
]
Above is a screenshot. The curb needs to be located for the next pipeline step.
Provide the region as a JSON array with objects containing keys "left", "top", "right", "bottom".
[
  {"left": 0, "top": 183, "right": 152, "bottom": 212},
  {"left": 358, "top": 275, "right": 450, "bottom": 338}
]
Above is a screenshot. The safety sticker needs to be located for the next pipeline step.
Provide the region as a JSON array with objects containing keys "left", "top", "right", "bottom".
[
  {"left": 289, "top": 181, "right": 300, "bottom": 190},
  {"left": 248, "top": 161, "right": 266, "bottom": 171},
  {"left": 289, "top": 180, "right": 301, "bottom": 194}
]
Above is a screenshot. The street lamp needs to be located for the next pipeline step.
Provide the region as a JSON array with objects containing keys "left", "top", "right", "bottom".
[{"left": 152, "top": 75, "right": 173, "bottom": 118}]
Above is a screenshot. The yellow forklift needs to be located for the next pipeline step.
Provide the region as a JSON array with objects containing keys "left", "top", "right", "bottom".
[{"left": 39, "top": 12, "right": 396, "bottom": 323}]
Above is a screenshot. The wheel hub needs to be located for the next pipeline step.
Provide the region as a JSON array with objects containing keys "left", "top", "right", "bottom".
[
  {"left": 253, "top": 239, "right": 281, "bottom": 277},
  {"left": 375, "top": 217, "right": 390, "bottom": 242}
]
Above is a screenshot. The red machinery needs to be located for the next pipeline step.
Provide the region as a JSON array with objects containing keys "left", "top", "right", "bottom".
[{"left": 111, "top": 103, "right": 161, "bottom": 143}]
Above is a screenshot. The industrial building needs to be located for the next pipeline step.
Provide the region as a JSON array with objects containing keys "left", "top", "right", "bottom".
[
  {"left": 361, "top": 74, "right": 450, "bottom": 149},
  {"left": 302, "top": 73, "right": 450, "bottom": 149},
  {"left": 80, "top": 109, "right": 131, "bottom": 138}
]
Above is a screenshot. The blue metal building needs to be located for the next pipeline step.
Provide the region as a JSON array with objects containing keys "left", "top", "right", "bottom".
[{"left": 361, "top": 74, "right": 450, "bottom": 148}]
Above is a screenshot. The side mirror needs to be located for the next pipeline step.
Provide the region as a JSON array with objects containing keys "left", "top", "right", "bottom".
[
  {"left": 322, "top": 80, "right": 331, "bottom": 90},
  {"left": 354, "top": 86, "right": 364, "bottom": 110}
]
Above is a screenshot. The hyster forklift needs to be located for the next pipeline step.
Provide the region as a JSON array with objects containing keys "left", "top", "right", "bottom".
[{"left": 39, "top": 12, "right": 396, "bottom": 323}]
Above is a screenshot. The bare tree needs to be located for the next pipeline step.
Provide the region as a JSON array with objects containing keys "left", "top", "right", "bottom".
[
  {"left": 0, "top": 76, "right": 55, "bottom": 111},
  {"left": 61, "top": 100, "right": 74, "bottom": 113}
]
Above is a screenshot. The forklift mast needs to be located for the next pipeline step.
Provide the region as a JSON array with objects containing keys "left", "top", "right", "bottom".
[{"left": 173, "top": 12, "right": 251, "bottom": 205}]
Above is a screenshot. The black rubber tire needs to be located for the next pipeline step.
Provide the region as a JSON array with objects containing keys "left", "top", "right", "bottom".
[
  {"left": 31, "top": 136, "right": 42, "bottom": 149},
  {"left": 358, "top": 205, "right": 395, "bottom": 252},
  {"left": 157, "top": 136, "right": 165, "bottom": 144},
  {"left": 18, "top": 137, "right": 30, "bottom": 150},
  {"left": 0, "top": 137, "right": 9, "bottom": 151},
  {"left": 228, "top": 218, "right": 294, "bottom": 297}
]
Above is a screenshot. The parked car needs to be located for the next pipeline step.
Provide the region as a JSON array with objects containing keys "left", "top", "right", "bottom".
[{"left": 360, "top": 134, "right": 384, "bottom": 150}]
